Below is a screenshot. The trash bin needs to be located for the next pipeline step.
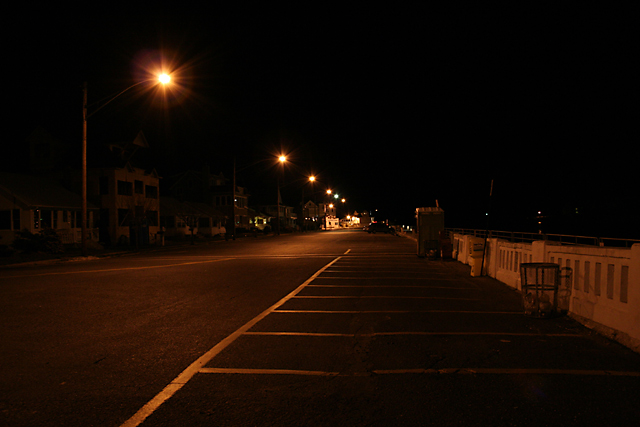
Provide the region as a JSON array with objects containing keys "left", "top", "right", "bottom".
[
  {"left": 468, "top": 236, "right": 485, "bottom": 277},
  {"left": 416, "top": 207, "right": 444, "bottom": 257},
  {"left": 520, "top": 263, "right": 560, "bottom": 318},
  {"left": 439, "top": 230, "right": 453, "bottom": 258}
]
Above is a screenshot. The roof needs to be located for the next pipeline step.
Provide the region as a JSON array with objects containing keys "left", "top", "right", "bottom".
[
  {"left": 184, "top": 201, "right": 226, "bottom": 219},
  {"left": 160, "top": 197, "right": 201, "bottom": 217},
  {"left": 160, "top": 197, "right": 226, "bottom": 219},
  {"left": 0, "top": 172, "right": 97, "bottom": 210}
]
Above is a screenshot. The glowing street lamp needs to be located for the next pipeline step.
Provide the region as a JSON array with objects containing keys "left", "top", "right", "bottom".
[{"left": 81, "top": 73, "right": 171, "bottom": 256}]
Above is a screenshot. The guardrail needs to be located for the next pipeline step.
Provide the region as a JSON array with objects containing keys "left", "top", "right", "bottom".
[{"left": 446, "top": 228, "right": 640, "bottom": 248}]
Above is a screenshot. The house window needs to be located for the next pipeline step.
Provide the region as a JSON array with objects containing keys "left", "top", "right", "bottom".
[
  {"left": 146, "top": 210, "right": 158, "bottom": 226},
  {"left": 118, "top": 209, "right": 131, "bottom": 226},
  {"left": 145, "top": 185, "right": 158, "bottom": 199},
  {"left": 99, "top": 177, "right": 109, "bottom": 195},
  {"left": 72, "top": 211, "right": 79, "bottom": 228},
  {"left": 39, "top": 210, "right": 53, "bottom": 228},
  {"left": 0, "top": 210, "right": 10, "bottom": 230},
  {"left": 160, "top": 216, "right": 175, "bottom": 228},
  {"left": 13, "top": 209, "right": 20, "bottom": 230},
  {"left": 135, "top": 180, "right": 144, "bottom": 194},
  {"left": 135, "top": 206, "right": 144, "bottom": 222},
  {"left": 117, "top": 180, "right": 133, "bottom": 196}
]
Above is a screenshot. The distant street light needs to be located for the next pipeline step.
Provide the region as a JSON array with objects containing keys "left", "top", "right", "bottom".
[
  {"left": 276, "top": 155, "right": 287, "bottom": 235},
  {"left": 81, "top": 73, "right": 171, "bottom": 256}
]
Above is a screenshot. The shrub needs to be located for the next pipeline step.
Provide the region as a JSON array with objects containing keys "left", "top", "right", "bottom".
[{"left": 11, "top": 228, "right": 64, "bottom": 254}]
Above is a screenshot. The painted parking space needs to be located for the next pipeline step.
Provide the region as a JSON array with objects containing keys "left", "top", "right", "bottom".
[{"left": 122, "top": 235, "right": 640, "bottom": 426}]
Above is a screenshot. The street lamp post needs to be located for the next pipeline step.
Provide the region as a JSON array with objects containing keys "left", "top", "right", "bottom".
[
  {"left": 324, "top": 189, "right": 332, "bottom": 230},
  {"left": 276, "top": 155, "right": 286, "bottom": 235},
  {"left": 81, "top": 75, "right": 170, "bottom": 256},
  {"left": 300, "top": 175, "right": 315, "bottom": 231}
]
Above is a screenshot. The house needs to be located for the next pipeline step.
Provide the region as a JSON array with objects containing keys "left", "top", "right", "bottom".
[
  {"left": 211, "top": 183, "right": 251, "bottom": 230},
  {"left": 247, "top": 208, "right": 271, "bottom": 231},
  {"left": 188, "top": 201, "right": 226, "bottom": 237},
  {"left": 254, "top": 204, "right": 297, "bottom": 230},
  {"left": 160, "top": 197, "right": 226, "bottom": 239},
  {"left": 20, "top": 128, "right": 163, "bottom": 247},
  {"left": 0, "top": 172, "right": 99, "bottom": 245},
  {"left": 302, "top": 200, "right": 321, "bottom": 220},
  {"left": 89, "top": 162, "right": 161, "bottom": 246},
  {"left": 166, "top": 167, "right": 252, "bottom": 231},
  {"left": 165, "top": 167, "right": 227, "bottom": 203},
  {"left": 77, "top": 131, "right": 162, "bottom": 246}
]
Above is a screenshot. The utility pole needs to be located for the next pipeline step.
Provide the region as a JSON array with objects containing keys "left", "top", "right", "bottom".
[
  {"left": 481, "top": 179, "right": 493, "bottom": 276},
  {"left": 81, "top": 82, "right": 88, "bottom": 257},
  {"left": 231, "top": 157, "right": 236, "bottom": 240}
]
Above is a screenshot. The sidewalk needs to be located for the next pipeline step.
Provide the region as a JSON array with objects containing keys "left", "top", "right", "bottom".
[{"left": 0, "top": 237, "right": 225, "bottom": 268}]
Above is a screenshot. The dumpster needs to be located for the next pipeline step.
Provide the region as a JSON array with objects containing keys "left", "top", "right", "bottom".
[
  {"left": 520, "top": 263, "right": 560, "bottom": 318},
  {"left": 468, "top": 236, "right": 485, "bottom": 277},
  {"left": 416, "top": 207, "right": 444, "bottom": 257}
]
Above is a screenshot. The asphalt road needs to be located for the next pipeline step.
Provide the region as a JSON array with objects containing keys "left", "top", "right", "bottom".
[{"left": 1, "top": 230, "right": 639, "bottom": 426}]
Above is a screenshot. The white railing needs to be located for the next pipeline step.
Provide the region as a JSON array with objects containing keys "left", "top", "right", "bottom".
[
  {"left": 452, "top": 233, "right": 640, "bottom": 351},
  {"left": 447, "top": 228, "right": 640, "bottom": 248}
]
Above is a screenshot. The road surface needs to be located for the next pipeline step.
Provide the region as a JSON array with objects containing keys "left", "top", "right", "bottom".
[{"left": 1, "top": 231, "right": 639, "bottom": 426}]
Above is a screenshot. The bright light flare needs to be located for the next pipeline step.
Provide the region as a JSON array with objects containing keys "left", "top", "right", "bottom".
[
  {"left": 159, "top": 73, "right": 171, "bottom": 84},
  {"left": 309, "top": 176, "right": 315, "bottom": 182},
  {"left": 278, "top": 155, "right": 287, "bottom": 163}
]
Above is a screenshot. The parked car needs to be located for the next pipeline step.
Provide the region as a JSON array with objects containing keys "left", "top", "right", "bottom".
[{"left": 367, "top": 222, "right": 396, "bottom": 234}]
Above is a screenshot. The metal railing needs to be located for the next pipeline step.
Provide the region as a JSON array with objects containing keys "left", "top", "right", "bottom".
[{"left": 446, "top": 228, "right": 640, "bottom": 248}]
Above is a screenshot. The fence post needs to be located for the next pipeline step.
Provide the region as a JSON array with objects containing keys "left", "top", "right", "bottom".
[{"left": 532, "top": 240, "right": 547, "bottom": 263}]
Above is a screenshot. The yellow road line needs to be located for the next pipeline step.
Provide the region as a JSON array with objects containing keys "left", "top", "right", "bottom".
[
  {"left": 197, "top": 367, "right": 640, "bottom": 377},
  {"left": 1, "top": 258, "right": 235, "bottom": 278}
]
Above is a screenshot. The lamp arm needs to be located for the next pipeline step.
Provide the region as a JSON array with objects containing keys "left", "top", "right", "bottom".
[{"left": 86, "top": 79, "right": 151, "bottom": 119}]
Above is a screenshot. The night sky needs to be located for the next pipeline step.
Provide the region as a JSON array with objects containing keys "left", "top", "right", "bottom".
[{"left": 8, "top": 5, "right": 639, "bottom": 238}]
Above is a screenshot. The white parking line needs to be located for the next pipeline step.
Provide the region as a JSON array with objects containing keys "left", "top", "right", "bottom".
[
  {"left": 292, "top": 295, "right": 480, "bottom": 300},
  {"left": 273, "top": 309, "right": 522, "bottom": 314},
  {"left": 306, "top": 284, "right": 476, "bottom": 289},
  {"left": 314, "top": 277, "right": 462, "bottom": 281},
  {"left": 243, "top": 331, "right": 581, "bottom": 337},
  {"left": 120, "top": 256, "right": 342, "bottom": 427}
]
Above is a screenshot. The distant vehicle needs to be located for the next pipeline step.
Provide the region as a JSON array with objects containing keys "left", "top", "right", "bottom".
[{"left": 366, "top": 222, "right": 396, "bottom": 234}]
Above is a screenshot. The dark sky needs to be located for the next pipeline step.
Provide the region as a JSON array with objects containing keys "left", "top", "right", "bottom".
[{"left": 9, "top": 5, "right": 640, "bottom": 237}]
